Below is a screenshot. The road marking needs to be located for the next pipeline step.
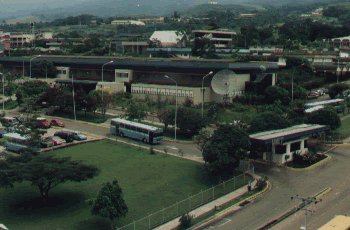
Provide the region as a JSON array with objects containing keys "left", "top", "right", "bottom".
[
  {"left": 166, "top": 146, "right": 178, "bottom": 150},
  {"left": 218, "top": 218, "right": 231, "bottom": 227},
  {"left": 308, "top": 191, "right": 350, "bottom": 225}
]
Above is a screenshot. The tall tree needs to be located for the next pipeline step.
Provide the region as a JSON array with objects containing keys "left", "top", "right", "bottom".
[
  {"left": 306, "top": 107, "right": 341, "bottom": 130},
  {"left": 31, "top": 60, "right": 56, "bottom": 79},
  {"left": 202, "top": 125, "right": 251, "bottom": 175},
  {"left": 86, "top": 179, "right": 128, "bottom": 230},
  {"left": 126, "top": 102, "right": 148, "bottom": 122},
  {"left": 248, "top": 111, "right": 290, "bottom": 134}
]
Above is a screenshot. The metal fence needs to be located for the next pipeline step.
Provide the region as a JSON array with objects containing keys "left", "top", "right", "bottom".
[
  {"left": 117, "top": 166, "right": 255, "bottom": 230},
  {"left": 317, "top": 130, "right": 350, "bottom": 143}
]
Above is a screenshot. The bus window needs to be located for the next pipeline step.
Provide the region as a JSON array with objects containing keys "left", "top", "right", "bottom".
[
  {"left": 142, "top": 129, "right": 148, "bottom": 134},
  {"left": 137, "top": 127, "right": 143, "bottom": 133},
  {"left": 131, "top": 126, "right": 137, "bottom": 131},
  {"left": 125, "top": 124, "right": 130, "bottom": 129}
]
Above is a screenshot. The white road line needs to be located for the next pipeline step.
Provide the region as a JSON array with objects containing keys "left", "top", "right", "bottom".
[
  {"left": 308, "top": 191, "right": 350, "bottom": 225},
  {"left": 218, "top": 218, "right": 231, "bottom": 227}
]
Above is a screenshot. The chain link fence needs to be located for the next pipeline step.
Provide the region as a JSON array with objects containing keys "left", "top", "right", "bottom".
[
  {"left": 317, "top": 130, "right": 350, "bottom": 144},
  {"left": 117, "top": 167, "right": 254, "bottom": 230}
]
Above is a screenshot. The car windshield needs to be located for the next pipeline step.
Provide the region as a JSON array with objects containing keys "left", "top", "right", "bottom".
[{"left": 52, "top": 136, "right": 60, "bottom": 140}]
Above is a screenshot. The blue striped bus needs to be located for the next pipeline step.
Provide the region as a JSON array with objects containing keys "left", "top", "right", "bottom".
[
  {"left": 110, "top": 118, "right": 164, "bottom": 144},
  {"left": 304, "top": 99, "right": 344, "bottom": 113}
]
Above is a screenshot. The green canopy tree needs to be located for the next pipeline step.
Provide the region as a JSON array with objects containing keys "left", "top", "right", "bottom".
[
  {"left": 126, "top": 102, "right": 148, "bottom": 122},
  {"left": 17, "top": 80, "right": 50, "bottom": 98},
  {"left": 86, "top": 179, "right": 128, "bottom": 230},
  {"left": 31, "top": 60, "right": 56, "bottom": 79},
  {"left": 328, "top": 83, "right": 349, "bottom": 99},
  {"left": 264, "top": 85, "right": 291, "bottom": 105},
  {"left": 248, "top": 112, "right": 291, "bottom": 134},
  {"left": 306, "top": 107, "right": 341, "bottom": 130},
  {"left": 167, "top": 107, "right": 207, "bottom": 134},
  {"left": 201, "top": 125, "right": 251, "bottom": 175},
  {"left": 0, "top": 155, "right": 101, "bottom": 202}
]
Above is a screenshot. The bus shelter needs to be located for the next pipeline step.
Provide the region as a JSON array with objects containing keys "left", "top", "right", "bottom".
[{"left": 249, "top": 124, "right": 330, "bottom": 165}]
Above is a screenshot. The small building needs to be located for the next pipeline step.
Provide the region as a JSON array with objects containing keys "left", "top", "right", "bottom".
[
  {"left": 193, "top": 29, "right": 237, "bottom": 49},
  {"left": 111, "top": 20, "right": 145, "bottom": 26},
  {"left": 149, "top": 31, "right": 187, "bottom": 48},
  {"left": 121, "top": 41, "right": 148, "bottom": 55},
  {"left": 249, "top": 124, "right": 330, "bottom": 165},
  {"left": 318, "top": 215, "right": 350, "bottom": 230}
]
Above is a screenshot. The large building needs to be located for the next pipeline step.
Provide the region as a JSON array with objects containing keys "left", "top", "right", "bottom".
[
  {"left": 0, "top": 56, "right": 279, "bottom": 104},
  {"left": 149, "top": 31, "right": 187, "bottom": 48},
  {"left": 193, "top": 29, "right": 237, "bottom": 49},
  {"left": 0, "top": 31, "right": 53, "bottom": 51}
]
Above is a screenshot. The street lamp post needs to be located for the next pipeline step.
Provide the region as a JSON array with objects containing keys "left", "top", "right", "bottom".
[
  {"left": 72, "top": 73, "right": 76, "bottom": 121},
  {"left": 0, "top": 72, "right": 4, "bottom": 111},
  {"left": 101, "top": 60, "right": 113, "bottom": 104},
  {"left": 337, "top": 58, "right": 340, "bottom": 84},
  {"left": 201, "top": 71, "right": 213, "bottom": 118},
  {"left": 29, "top": 55, "right": 41, "bottom": 79},
  {"left": 165, "top": 75, "right": 177, "bottom": 141},
  {"left": 45, "top": 68, "right": 48, "bottom": 83}
]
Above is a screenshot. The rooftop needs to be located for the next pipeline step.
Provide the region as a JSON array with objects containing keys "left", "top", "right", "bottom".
[
  {"left": 149, "top": 31, "right": 184, "bottom": 43},
  {"left": 318, "top": 215, "right": 350, "bottom": 230},
  {"left": 250, "top": 124, "right": 330, "bottom": 146}
]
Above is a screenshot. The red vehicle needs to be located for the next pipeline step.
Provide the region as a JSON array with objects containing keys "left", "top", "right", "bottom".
[
  {"left": 50, "top": 119, "right": 65, "bottom": 127},
  {"left": 32, "top": 117, "right": 51, "bottom": 129}
]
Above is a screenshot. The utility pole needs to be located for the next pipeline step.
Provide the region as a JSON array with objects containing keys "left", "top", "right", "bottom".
[{"left": 291, "top": 195, "right": 322, "bottom": 230}]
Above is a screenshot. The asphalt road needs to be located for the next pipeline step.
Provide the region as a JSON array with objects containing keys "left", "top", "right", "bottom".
[{"left": 198, "top": 145, "right": 350, "bottom": 230}]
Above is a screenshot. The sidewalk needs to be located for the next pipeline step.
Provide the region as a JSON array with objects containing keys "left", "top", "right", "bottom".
[{"left": 153, "top": 174, "right": 262, "bottom": 230}]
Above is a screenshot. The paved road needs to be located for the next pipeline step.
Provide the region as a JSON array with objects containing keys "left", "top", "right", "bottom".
[{"left": 197, "top": 145, "right": 350, "bottom": 230}]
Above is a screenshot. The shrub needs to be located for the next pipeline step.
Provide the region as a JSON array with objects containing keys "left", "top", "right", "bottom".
[
  {"left": 265, "top": 86, "right": 291, "bottom": 105},
  {"left": 150, "top": 146, "right": 155, "bottom": 155},
  {"left": 179, "top": 212, "right": 194, "bottom": 227},
  {"left": 182, "top": 97, "right": 193, "bottom": 107},
  {"left": 254, "top": 177, "right": 267, "bottom": 190}
]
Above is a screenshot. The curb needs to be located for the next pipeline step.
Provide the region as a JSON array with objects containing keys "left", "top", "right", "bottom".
[
  {"left": 190, "top": 180, "right": 272, "bottom": 230},
  {"left": 286, "top": 154, "right": 332, "bottom": 171}
]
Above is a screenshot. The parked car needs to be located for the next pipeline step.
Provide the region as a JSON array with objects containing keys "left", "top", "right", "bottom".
[
  {"left": 307, "top": 93, "right": 319, "bottom": 99},
  {"left": 1, "top": 117, "right": 19, "bottom": 127},
  {"left": 50, "top": 119, "right": 65, "bottom": 127},
  {"left": 42, "top": 136, "right": 66, "bottom": 146},
  {"left": 0, "top": 127, "right": 13, "bottom": 137},
  {"left": 316, "top": 90, "right": 325, "bottom": 96},
  {"left": 34, "top": 117, "right": 51, "bottom": 129},
  {"left": 70, "top": 131, "right": 87, "bottom": 140},
  {"left": 54, "top": 131, "right": 74, "bottom": 143},
  {"left": 41, "top": 137, "right": 55, "bottom": 148}
]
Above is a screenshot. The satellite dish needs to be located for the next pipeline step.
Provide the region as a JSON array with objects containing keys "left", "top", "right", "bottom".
[{"left": 211, "top": 69, "right": 238, "bottom": 95}]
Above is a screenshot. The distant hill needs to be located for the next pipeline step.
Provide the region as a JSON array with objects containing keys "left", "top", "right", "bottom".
[
  {"left": 5, "top": 16, "right": 41, "bottom": 25},
  {"left": 181, "top": 3, "right": 266, "bottom": 17}
]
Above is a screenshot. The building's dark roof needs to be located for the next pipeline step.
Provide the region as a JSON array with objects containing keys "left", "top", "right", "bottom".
[
  {"left": 249, "top": 124, "right": 330, "bottom": 146},
  {"left": 0, "top": 56, "right": 280, "bottom": 74},
  {"left": 146, "top": 48, "right": 192, "bottom": 54}
]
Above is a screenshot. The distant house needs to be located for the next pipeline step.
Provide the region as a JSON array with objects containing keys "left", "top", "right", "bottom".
[
  {"left": 111, "top": 20, "right": 145, "bottom": 26},
  {"left": 149, "top": 31, "right": 188, "bottom": 48},
  {"left": 193, "top": 29, "right": 236, "bottom": 49}
]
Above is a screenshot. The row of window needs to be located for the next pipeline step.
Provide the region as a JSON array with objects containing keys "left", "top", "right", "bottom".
[
  {"left": 116, "top": 73, "right": 129, "bottom": 78},
  {"left": 132, "top": 87, "right": 194, "bottom": 97},
  {"left": 111, "top": 121, "right": 149, "bottom": 134}
]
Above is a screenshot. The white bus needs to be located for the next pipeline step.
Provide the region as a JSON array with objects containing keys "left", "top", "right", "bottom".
[
  {"left": 304, "top": 99, "right": 344, "bottom": 113},
  {"left": 110, "top": 118, "right": 163, "bottom": 144},
  {"left": 3, "top": 133, "right": 41, "bottom": 153}
]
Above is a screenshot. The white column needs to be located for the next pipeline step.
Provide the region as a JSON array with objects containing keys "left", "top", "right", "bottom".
[{"left": 286, "top": 143, "right": 291, "bottom": 155}]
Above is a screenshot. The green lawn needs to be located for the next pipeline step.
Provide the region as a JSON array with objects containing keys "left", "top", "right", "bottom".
[
  {"left": 0, "top": 140, "right": 251, "bottom": 230},
  {"left": 52, "top": 110, "right": 117, "bottom": 123}
]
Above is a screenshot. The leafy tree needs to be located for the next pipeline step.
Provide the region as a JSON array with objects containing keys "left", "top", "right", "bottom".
[
  {"left": 15, "top": 89, "right": 25, "bottom": 106},
  {"left": 167, "top": 107, "right": 207, "bottom": 134},
  {"left": 148, "top": 38, "right": 162, "bottom": 48},
  {"left": 248, "top": 112, "right": 290, "bottom": 134},
  {"left": 17, "top": 80, "right": 50, "bottom": 98},
  {"left": 0, "top": 155, "right": 100, "bottom": 202},
  {"left": 31, "top": 60, "right": 56, "bottom": 79},
  {"left": 86, "top": 179, "right": 128, "bottom": 230},
  {"left": 328, "top": 83, "right": 349, "bottom": 99},
  {"left": 202, "top": 125, "right": 251, "bottom": 175},
  {"left": 192, "top": 38, "right": 213, "bottom": 57},
  {"left": 264, "top": 85, "right": 291, "bottom": 105},
  {"left": 87, "top": 90, "right": 101, "bottom": 117},
  {"left": 306, "top": 107, "right": 341, "bottom": 130},
  {"left": 22, "top": 94, "right": 43, "bottom": 120},
  {"left": 157, "top": 110, "right": 172, "bottom": 131},
  {"left": 4, "top": 83, "right": 17, "bottom": 100},
  {"left": 126, "top": 102, "right": 148, "bottom": 122},
  {"left": 179, "top": 212, "right": 194, "bottom": 227}
]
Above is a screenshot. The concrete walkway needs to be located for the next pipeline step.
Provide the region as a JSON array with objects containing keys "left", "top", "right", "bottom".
[{"left": 153, "top": 175, "right": 260, "bottom": 230}]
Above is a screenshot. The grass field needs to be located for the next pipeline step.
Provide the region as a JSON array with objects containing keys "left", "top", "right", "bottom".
[
  {"left": 0, "top": 140, "right": 251, "bottom": 230},
  {"left": 52, "top": 110, "right": 117, "bottom": 123}
]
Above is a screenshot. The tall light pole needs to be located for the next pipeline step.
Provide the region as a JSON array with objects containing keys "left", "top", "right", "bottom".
[
  {"left": 292, "top": 63, "right": 306, "bottom": 103},
  {"left": 0, "top": 72, "right": 4, "bottom": 111},
  {"left": 101, "top": 60, "right": 113, "bottom": 104},
  {"left": 45, "top": 67, "right": 48, "bottom": 83},
  {"left": 202, "top": 71, "right": 213, "bottom": 118},
  {"left": 30, "top": 55, "right": 41, "bottom": 79},
  {"left": 165, "top": 75, "right": 177, "bottom": 141},
  {"left": 337, "top": 57, "right": 341, "bottom": 84},
  {"left": 291, "top": 195, "right": 322, "bottom": 230},
  {"left": 72, "top": 73, "right": 76, "bottom": 121},
  {"left": 22, "top": 61, "right": 24, "bottom": 79}
]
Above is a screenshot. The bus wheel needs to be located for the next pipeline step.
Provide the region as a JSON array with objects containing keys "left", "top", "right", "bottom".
[
  {"left": 142, "top": 138, "right": 147, "bottom": 144},
  {"left": 120, "top": 132, "right": 124, "bottom": 137}
]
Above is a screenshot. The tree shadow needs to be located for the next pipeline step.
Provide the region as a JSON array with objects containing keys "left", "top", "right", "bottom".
[{"left": 9, "top": 191, "right": 88, "bottom": 216}]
